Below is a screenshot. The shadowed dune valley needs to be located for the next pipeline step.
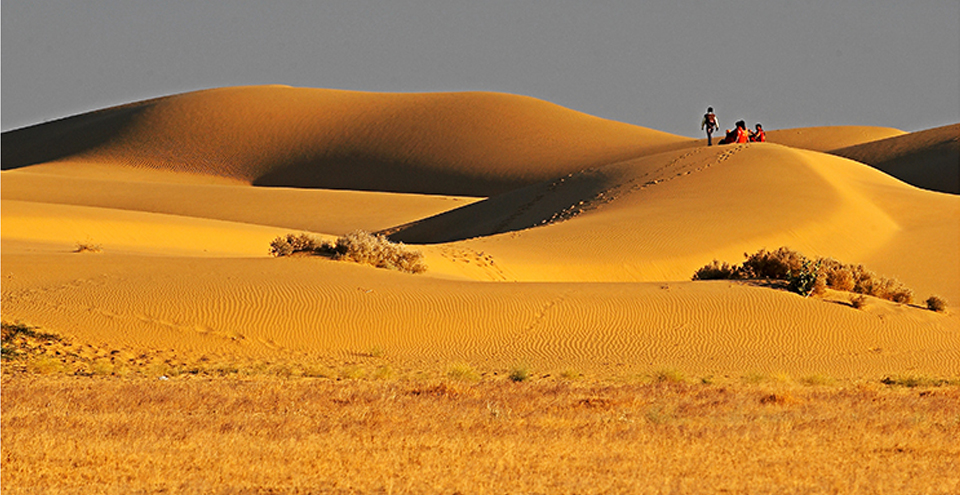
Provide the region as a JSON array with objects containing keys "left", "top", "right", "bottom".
[{"left": 3, "top": 85, "right": 959, "bottom": 492}]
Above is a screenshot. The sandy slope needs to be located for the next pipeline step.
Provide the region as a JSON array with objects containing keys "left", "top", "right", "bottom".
[
  {"left": 764, "top": 126, "right": 905, "bottom": 152},
  {"left": 829, "top": 123, "right": 960, "bottom": 194},
  {"left": 2, "top": 86, "right": 957, "bottom": 379}
]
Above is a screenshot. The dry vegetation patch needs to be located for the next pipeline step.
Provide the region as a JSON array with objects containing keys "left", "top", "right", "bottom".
[
  {"left": 270, "top": 230, "right": 426, "bottom": 273},
  {"left": 3, "top": 375, "right": 958, "bottom": 494},
  {"left": 693, "top": 247, "right": 944, "bottom": 308}
]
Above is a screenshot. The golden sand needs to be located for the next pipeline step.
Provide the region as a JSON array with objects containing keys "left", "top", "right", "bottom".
[{"left": 2, "top": 86, "right": 958, "bottom": 380}]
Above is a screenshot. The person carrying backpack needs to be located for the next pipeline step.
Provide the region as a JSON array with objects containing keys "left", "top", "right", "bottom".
[{"left": 701, "top": 107, "right": 719, "bottom": 146}]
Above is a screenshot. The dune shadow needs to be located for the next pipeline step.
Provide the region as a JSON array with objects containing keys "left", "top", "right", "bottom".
[
  {"left": 1, "top": 103, "right": 152, "bottom": 170},
  {"left": 384, "top": 170, "right": 611, "bottom": 244},
  {"left": 252, "top": 158, "right": 520, "bottom": 197}
]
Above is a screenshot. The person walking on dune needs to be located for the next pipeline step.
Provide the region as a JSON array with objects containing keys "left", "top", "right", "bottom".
[{"left": 701, "top": 107, "right": 719, "bottom": 146}]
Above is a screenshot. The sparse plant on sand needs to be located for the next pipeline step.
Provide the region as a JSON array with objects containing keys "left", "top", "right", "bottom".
[
  {"left": 447, "top": 362, "right": 481, "bottom": 382},
  {"left": 925, "top": 296, "right": 947, "bottom": 313},
  {"left": 849, "top": 294, "right": 868, "bottom": 310},
  {"left": 653, "top": 368, "right": 686, "bottom": 384},
  {"left": 73, "top": 242, "right": 102, "bottom": 253},
  {"left": 2, "top": 321, "right": 60, "bottom": 361},
  {"left": 270, "top": 230, "right": 426, "bottom": 274},
  {"left": 508, "top": 363, "right": 532, "bottom": 382}
]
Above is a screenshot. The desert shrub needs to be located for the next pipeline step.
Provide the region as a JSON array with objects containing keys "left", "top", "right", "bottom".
[
  {"left": 270, "top": 231, "right": 426, "bottom": 274},
  {"left": 821, "top": 258, "right": 855, "bottom": 292},
  {"left": 692, "top": 248, "right": 919, "bottom": 305},
  {"left": 740, "top": 247, "right": 807, "bottom": 280},
  {"left": 692, "top": 260, "right": 740, "bottom": 280},
  {"left": 508, "top": 363, "right": 532, "bottom": 382},
  {"left": 269, "top": 233, "right": 328, "bottom": 257},
  {"left": 849, "top": 294, "right": 868, "bottom": 309},
  {"left": 787, "top": 259, "right": 822, "bottom": 297},
  {"left": 926, "top": 296, "right": 947, "bottom": 313},
  {"left": 332, "top": 230, "right": 427, "bottom": 274},
  {"left": 74, "top": 242, "right": 103, "bottom": 253}
]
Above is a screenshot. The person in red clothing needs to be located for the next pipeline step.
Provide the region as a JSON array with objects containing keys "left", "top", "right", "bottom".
[
  {"left": 720, "top": 120, "right": 748, "bottom": 144},
  {"left": 735, "top": 121, "right": 749, "bottom": 143},
  {"left": 749, "top": 123, "right": 766, "bottom": 142}
]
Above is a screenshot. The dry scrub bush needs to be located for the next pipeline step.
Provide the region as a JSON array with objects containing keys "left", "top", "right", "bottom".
[
  {"left": 850, "top": 294, "right": 868, "bottom": 310},
  {"left": 926, "top": 296, "right": 947, "bottom": 313},
  {"left": 270, "top": 230, "right": 426, "bottom": 274},
  {"left": 333, "top": 230, "right": 427, "bottom": 274},
  {"left": 740, "top": 247, "right": 806, "bottom": 280},
  {"left": 692, "top": 260, "right": 738, "bottom": 280},
  {"left": 73, "top": 242, "right": 102, "bottom": 253},
  {"left": 269, "top": 233, "right": 327, "bottom": 257},
  {"left": 693, "top": 247, "right": 915, "bottom": 303}
]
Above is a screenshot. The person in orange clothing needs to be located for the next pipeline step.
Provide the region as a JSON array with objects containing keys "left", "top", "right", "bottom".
[
  {"left": 735, "top": 121, "right": 749, "bottom": 143},
  {"left": 749, "top": 123, "right": 766, "bottom": 142},
  {"left": 720, "top": 120, "right": 748, "bottom": 144}
]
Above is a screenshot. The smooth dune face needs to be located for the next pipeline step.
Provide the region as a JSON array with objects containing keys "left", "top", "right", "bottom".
[
  {"left": 829, "top": 123, "right": 960, "bottom": 194},
  {"left": 2, "top": 86, "right": 957, "bottom": 379}
]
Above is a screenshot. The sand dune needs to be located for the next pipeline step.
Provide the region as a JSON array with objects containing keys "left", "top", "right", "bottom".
[
  {"left": 2, "top": 86, "right": 693, "bottom": 196},
  {"left": 764, "top": 126, "right": 905, "bottom": 152},
  {"left": 2, "top": 86, "right": 957, "bottom": 379},
  {"left": 829, "top": 123, "right": 960, "bottom": 194}
]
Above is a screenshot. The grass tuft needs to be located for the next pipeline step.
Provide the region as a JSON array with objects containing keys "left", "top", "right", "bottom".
[
  {"left": 446, "top": 362, "right": 481, "bottom": 382},
  {"left": 508, "top": 363, "right": 532, "bottom": 383},
  {"left": 653, "top": 368, "right": 686, "bottom": 384}
]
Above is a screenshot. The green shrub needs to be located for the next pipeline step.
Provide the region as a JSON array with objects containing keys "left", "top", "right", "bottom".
[{"left": 787, "top": 259, "right": 822, "bottom": 297}]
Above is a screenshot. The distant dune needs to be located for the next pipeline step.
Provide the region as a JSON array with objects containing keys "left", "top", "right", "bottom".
[
  {"left": 2, "top": 86, "right": 957, "bottom": 379},
  {"left": 829, "top": 123, "right": 960, "bottom": 194},
  {"left": 764, "top": 126, "right": 905, "bottom": 152}
]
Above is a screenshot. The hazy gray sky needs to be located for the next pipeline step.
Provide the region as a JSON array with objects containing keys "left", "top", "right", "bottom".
[{"left": 3, "top": 1, "right": 958, "bottom": 137}]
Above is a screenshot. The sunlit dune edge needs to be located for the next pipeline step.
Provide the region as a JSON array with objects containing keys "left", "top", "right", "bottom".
[{"left": 829, "top": 123, "right": 960, "bottom": 194}]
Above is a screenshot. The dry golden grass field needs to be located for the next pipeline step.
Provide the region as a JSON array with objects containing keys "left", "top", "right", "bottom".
[{"left": 2, "top": 330, "right": 959, "bottom": 494}]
